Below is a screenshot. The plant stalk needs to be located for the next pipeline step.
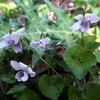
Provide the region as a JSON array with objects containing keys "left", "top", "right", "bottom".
[
  {"left": 81, "top": 32, "right": 84, "bottom": 47},
  {"left": 21, "top": 38, "right": 67, "bottom": 83}
]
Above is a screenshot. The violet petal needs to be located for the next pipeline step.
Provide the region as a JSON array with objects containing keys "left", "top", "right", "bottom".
[
  {"left": 15, "top": 71, "right": 24, "bottom": 81},
  {"left": 39, "top": 43, "right": 46, "bottom": 51},
  {"left": 13, "top": 27, "right": 25, "bottom": 35},
  {"left": 74, "top": 14, "right": 83, "bottom": 21},
  {"left": 21, "top": 72, "right": 28, "bottom": 82},
  {"left": 40, "top": 38, "right": 51, "bottom": 44},
  {"left": 2, "top": 34, "right": 11, "bottom": 42},
  {"left": 71, "top": 21, "right": 81, "bottom": 31},
  {"left": 19, "top": 62, "right": 27, "bottom": 71},
  {"left": 13, "top": 41, "right": 22, "bottom": 53},
  {"left": 84, "top": 13, "right": 92, "bottom": 20},
  {"left": 89, "top": 13, "right": 100, "bottom": 23},
  {"left": 80, "top": 19, "right": 89, "bottom": 32},
  {"left": 30, "top": 40, "right": 39, "bottom": 48},
  {"left": 27, "top": 67, "right": 36, "bottom": 77},
  {"left": 11, "top": 33, "right": 20, "bottom": 44},
  {"left": 0, "top": 41, "right": 10, "bottom": 49},
  {"left": 10, "top": 60, "right": 21, "bottom": 71},
  {"left": 15, "top": 71, "right": 28, "bottom": 82}
]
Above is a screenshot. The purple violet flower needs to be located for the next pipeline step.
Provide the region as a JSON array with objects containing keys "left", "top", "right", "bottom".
[
  {"left": 0, "top": 27, "right": 25, "bottom": 53},
  {"left": 30, "top": 37, "right": 51, "bottom": 51},
  {"left": 10, "top": 60, "right": 36, "bottom": 82},
  {"left": 71, "top": 13, "right": 100, "bottom": 32}
]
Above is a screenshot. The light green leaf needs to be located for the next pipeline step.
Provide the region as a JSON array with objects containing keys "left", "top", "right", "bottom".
[
  {"left": 44, "top": 0, "right": 77, "bottom": 48},
  {"left": 13, "top": 0, "right": 77, "bottom": 48},
  {"left": 78, "top": 36, "right": 100, "bottom": 51}
]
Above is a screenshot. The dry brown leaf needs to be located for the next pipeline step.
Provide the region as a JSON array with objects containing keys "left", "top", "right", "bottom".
[{"left": 52, "top": 44, "right": 66, "bottom": 59}]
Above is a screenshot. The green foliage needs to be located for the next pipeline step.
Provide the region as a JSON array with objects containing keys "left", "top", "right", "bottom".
[
  {"left": 78, "top": 35, "right": 100, "bottom": 51},
  {"left": 85, "top": 83, "right": 100, "bottom": 100},
  {"left": 95, "top": 48, "right": 100, "bottom": 62},
  {"left": 39, "top": 74, "right": 64, "bottom": 100},
  {"left": 68, "top": 85, "right": 82, "bottom": 100},
  {"left": 7, "top": 84, "right": 27, "bottom": 94},
  {"left": 18, "top": 89, "right": 40, "bottom": 100},
  {"left": 63, "top": 45, "right": 96, "bottom": 80},
  {"left": 57, "top": 59, "right": 70, "bottom": 72},
  {"left": 45, "top": 55, "right": 58, "bottom": 68},
  {"left": 13, "top": 0, "right": 77, "bottom": 49},
  {"left": 0, "top": 0, "right": 100, "bottom": 100},
  {"left": 0, "top": 74, "right": 15, "bottom": 83},
  {"left": 44, "top": 0, "right": 77, "bottom": 48}
]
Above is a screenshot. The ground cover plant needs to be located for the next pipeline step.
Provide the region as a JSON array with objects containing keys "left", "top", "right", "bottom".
[{"left": 1, "top": 0, "right": 100, "bottom": 100}]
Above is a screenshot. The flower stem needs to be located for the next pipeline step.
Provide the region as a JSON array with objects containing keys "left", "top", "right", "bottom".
[
  {"left": 81, "top": 32, "right": 84, "bottom": 47},
  {"left": 21, "top": 38, "right": 67, "bottom": 83}
]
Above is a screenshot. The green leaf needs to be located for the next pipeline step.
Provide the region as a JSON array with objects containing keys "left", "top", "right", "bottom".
[
  {"left": 44, "top": 0, "right": 77, "bottom": 48},
  {"left": 45, "top": 55, "right": 58, "bottom": 68},
  {"left": 85, "top": 83, "right": 100, "bottom": 100},
  {"left": 68, "top": 85, "right": 82, "bottom": 100},
  {"left": 7, "top": 84, "right": 27, "bottom": 94},
  {"left": 95, "top": 48, "right": 100, "bottom": 62},
  {"left": 39, "top": 74, "right": 64, "bottom": 100},
  {"left": 13, "top": 0, "right": 76, "bottom": 48},
  {"left": 78, "top": 36, "right": 100, "bottom": 51},
  {"left": 57, "top": 59, "right": 70, "bottom": 72},
  {"left": 38, "top": 4, "right": 49, "bottom": 17},
  {"left": 63, "top": 45, "right": 96, "bottom": 80},
  {"left": 18, "top": 89, "right": 40, "bottom": 100},
  {"left": 0, "top": 74, "right": 15, "bottom": 83}
]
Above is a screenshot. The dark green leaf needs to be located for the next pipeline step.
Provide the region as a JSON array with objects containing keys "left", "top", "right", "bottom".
[
  {"left": 39, "top": 74, "right": 64, "bottom": 100},
  {"left": 68, "top": 85, "right": 82, "bottom": 100},
  {"left": 45, "top": 55, "right": 58, "bottom": 68},
  {"left": 18, "top": 89, "right": 40, "bottom": 100},
  {"left": 85, "top": 83, "right": 100, "bottom": 100},
  {"left": 57, "top": 59, "right": 70, "bottom": 72},
  {"left": 0, "top": 74, "right": 15, "bottom": 83},
  {"left": 7, "top": 84, "right": 27, "bottom": 94}
]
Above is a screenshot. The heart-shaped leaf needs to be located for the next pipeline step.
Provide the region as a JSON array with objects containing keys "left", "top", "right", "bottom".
[
  {"left": 85, "top": 83, "right": 100, "bottom": 100},
  {"left": 63, "top": 45, "right": 96, "bottom": 80},
  {"left": 39, "top": 74, "right": 64, "bottom": 100},
  {"left": 18, "top": 89, "right": 40, "bottom": 100},
  {"left": 68, "top": 85, "right": 82, "bottom": 100}
]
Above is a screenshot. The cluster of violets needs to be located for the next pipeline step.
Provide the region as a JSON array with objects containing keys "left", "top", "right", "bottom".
[
  {"left": 0, "top": 12, "right": 100, "bottom": 82},
  {"left": 0, "top": 27, "right": 50, "bottom": 82}
]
